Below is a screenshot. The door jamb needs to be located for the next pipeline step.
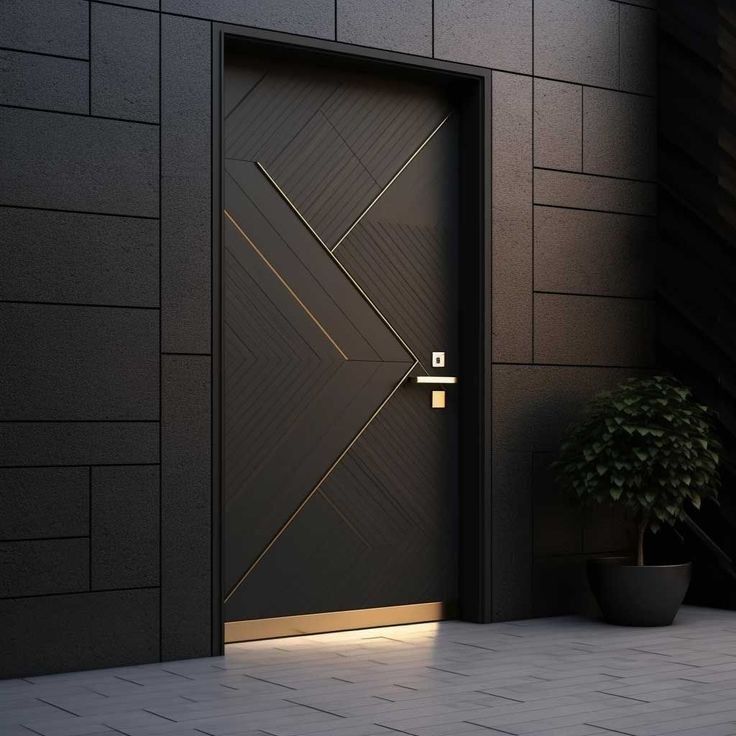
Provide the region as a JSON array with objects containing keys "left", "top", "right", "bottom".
[{"left": 211, "top": 25, "right": 493, "bottom": 656}]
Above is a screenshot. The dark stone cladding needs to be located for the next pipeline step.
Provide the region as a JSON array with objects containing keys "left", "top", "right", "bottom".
[
  {"left": 0, "top": 0, "right": 89, "bottom": 58},
  {"left": 0, "top": 49, "right": 88, "bottom": 113},
  {"left": 0, "top": 208, "right": 159, "bottom": 307},
  {"left": 0, "top": 589, "right": 160, "bottom": 679},
  {"left": 91, "top": 465, "right": 160, "bottom": 590},
  {"left": 0, "top": 468, "right": 89, "bottom": 541},
  {"left": 0, "top": 0, "right": 657, "bottom": 676},
  {"left": 91, "top": 3, "right": 160, "bottom": 123}
]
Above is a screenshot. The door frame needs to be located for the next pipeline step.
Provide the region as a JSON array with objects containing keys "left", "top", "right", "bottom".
[{"left": 211, "top": 24, "right": 493, "bottom": 655}]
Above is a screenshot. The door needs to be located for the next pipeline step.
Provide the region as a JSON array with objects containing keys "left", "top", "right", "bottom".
[{"left": 222, "top": 48, "right": 460, "bottom": 638}]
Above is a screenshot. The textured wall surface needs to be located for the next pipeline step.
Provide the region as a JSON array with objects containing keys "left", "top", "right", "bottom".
[{"left": 0, "top": 0, "right": 656, "bottom": 676}]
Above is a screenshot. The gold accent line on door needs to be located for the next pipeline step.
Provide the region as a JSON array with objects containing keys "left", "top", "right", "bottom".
[
  {"left": 223, "top": 358, "right": 418, "bottom": 603},
  {"left": 223, "top": 208, "right": 348, "bottom": 360},
  {"left": 256, "top": 161, "right": 427, "bottom": 375},
  {"left": 331, "top": 114, "right": 451, "bottom": 251}
]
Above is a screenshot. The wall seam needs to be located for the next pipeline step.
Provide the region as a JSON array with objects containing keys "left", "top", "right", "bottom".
[
  {"left": 530, "top": 0, "right": 536, "bottom": 613},
  {"left": 580, "top": 86, "right": 584, "bottom": 171},
  {"left": 88, "top": 466, "right": 92, "bottom": 591},
  {"left": 88, "top": 1, "right": 92, "bottom": 115},
  {"left": 431, "top": 0, "right": 435, "bottom": 58},
  {"left": 618, "top": 1, "right": 622, "bottom": 92},
  {"left": 157, "top": 6, "right": 163, "bottom": 663},
  {"left": 531, "top": 0, "right": 535, "bottom": 364},
  {"left": 534, "top": 165, "right": 655, "bottom": 185},
  {"left": 0, "top": 103, "right": 161, "bottom": 125},
  {"left": 0, "top": 45, "right": 88, "bottom": 62}
]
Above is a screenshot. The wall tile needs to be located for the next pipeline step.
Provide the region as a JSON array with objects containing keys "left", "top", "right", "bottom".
[
  {"left": 435, "top": 0, "right": 532, "bottom": 74},
  {"left": 91, "top": 4, "right": 159, "bottom": 123},
  {"left": 96, "top": 0, "right": 159, "bottom": 8},
  {"left": 533, "top": 452, "right": 582, "bottom": 557},
  {"left": 534, "top": 79, "right": 581, "bottom": 171},
  {"left": 0, "top": 0, "right": 89, "bottom": 58},
  {"left": 0, "top": 468, "right": 89, "bottom": 541},
  {"left": 535, "top": 0, "right": 618, "bottom": 87},
  {"left": 492, "top": 364, "right": 644, "bottom": 452},
  {"left": 0, "top": 108, "right": 158, "bottom": 217},
  {"left": 534, "top": 169, "right": 657, "bottom": 215},
  {"left": 534, "top": 293, "right": 656, "bottom": 367},
  {"left": 583, "top": 88, "right": 656, "bottom": 180},
  {"left": 621, "top": 5, "right": 657, "bottom": 95},
  {"left": 161, "top": 15, "right": 211, "bottom": 354},
  {"left": 0, "top": 50, "right": 88, "bottom": 113},
  {"left": 161, "top": 355, "right": 211, "bottom": 659},
  {"left": 0, "top": 304, "right": 158, "bottom": 421},
  {"left": 0, "top": 423, "right": 159, "bottom": 467},
  {"left": 534, "top": 206, "right": 656, "bottom": 298},
  {"left": 92, "top": 466, "right": 159, "bottom": 589},
  {"left": 0, "top": 589, "right": 159, "bottom": 677},
  {"left": 533, "top": 555, "right": 595, "bottom": 617},
  {"left": 492, "top": 451, "right": 533, "bottom": 621},
  {"left": 0, "top": 208, "right": 158, "bottom": 307},
  {"left": 337, "top": 0, "right": 431, "bottom": 56},
  {"left": 161, "top": 0, "right": 335, "bottom": 39},
  {"left": 492, "top": 72, "right": 533, "bottom": 363},
  {"left": 0, "top": 539, "right": 89, "bottom": 598}
]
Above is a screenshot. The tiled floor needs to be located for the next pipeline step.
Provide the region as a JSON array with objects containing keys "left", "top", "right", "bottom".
[{"left": 4, "top": 607, "right": 736, "bottom": 736}]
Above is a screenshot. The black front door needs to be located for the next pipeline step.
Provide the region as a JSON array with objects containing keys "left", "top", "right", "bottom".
[{"left": 222, "top": 48, "right": 460, "bottom": 636}]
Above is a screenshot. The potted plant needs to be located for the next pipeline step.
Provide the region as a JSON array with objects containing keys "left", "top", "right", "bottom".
[{"left": 554, "top": 375, "right": 720, "bottom": 626}]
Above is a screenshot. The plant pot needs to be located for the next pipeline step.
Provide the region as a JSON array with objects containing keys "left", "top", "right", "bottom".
[{"left": 587, "top": 557, "right": 692, "bottom": 626}]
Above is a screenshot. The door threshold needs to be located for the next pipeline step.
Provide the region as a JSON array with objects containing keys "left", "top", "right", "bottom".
[{"left": 225, "top": 601, "right": 455, "bottom": 643}]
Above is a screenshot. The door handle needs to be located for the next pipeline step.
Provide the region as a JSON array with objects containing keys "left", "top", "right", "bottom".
[
  {"left": 412, "top": 376, "right": 458, "bottom": 385},
  {"left": 410, "top": 375, "right": 458, "bottom": 409}
]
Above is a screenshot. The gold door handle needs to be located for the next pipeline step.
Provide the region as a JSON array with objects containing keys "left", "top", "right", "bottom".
[
  {"left": 410, "top": 375, "right": 457, "bottom": 409},
  {"left": 412, "top": 376, "right": 458, "bottom": 385}
]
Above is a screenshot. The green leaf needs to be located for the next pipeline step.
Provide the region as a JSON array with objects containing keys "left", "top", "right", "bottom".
[{"left": 553, "top": 375, "right": 720, "bottom": 527}]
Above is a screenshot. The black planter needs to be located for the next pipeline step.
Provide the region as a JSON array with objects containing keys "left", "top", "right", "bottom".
[{"left": 587, "top": 557, "right": 692, "bottom": 626}]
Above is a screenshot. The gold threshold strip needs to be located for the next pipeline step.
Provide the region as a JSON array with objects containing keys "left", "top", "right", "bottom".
[{"left": 225, "top": 601, "right": 454, "bottom": 643}]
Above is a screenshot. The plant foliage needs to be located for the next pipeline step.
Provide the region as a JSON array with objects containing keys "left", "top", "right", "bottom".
[{"left": 554, "top": 376, "right": 720, "bottom": 534}]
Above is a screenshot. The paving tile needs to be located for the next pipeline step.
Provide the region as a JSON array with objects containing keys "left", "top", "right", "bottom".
[{"left": 3, "top": 608, "right": 736, "bottom": 736}]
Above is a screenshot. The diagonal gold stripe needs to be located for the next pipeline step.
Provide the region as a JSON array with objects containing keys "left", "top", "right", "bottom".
[
  {"left": 256, "top": 162, "right": 427, "bottom": 374},
  {"left": 224, "top": 358, "right": 416, "bottom": 604},
  {"left": 331, "top": 114, "right": 451, "bottom": 251},
  {"left": 224, "top": 208, "right": 348, "bottom": 361}
]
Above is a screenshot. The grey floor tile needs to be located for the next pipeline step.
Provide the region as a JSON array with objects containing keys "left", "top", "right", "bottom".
[{"left": 4, "top": 608, "right": 736, "bottom": 736}]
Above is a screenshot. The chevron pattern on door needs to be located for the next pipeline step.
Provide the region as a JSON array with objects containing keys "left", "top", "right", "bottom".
[{"left": 223, "top": 52, "right": 459, "bottom": 627}]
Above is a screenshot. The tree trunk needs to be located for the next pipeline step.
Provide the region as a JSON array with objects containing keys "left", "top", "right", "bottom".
[{"left": 637, "top": 518, "right": 647, "bottom": 566}]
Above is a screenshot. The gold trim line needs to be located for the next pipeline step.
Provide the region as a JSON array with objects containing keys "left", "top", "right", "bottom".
[
  {"left": 256, "top": 161, "right": 426, "bottom": 375},
  {"left": 225, "top": 601, "right": 454, "bottom": 643},
  {"left": 223, "top": 208, "right": 348, "bottom": 361},
  {"left": 331, "top": 114, "right": 451, "bottom": 251},
  {"left": 223, "top": 358, "right": 416, "bottom": 603}
]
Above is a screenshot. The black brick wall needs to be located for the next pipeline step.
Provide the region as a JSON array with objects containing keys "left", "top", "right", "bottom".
[{"left": 0, "top": 0, "right": 656, "bottom": 676}]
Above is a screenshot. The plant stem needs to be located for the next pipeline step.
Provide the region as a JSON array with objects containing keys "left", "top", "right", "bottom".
[{"left": 637, "top": 518, "right": 647, "bottom": 566}]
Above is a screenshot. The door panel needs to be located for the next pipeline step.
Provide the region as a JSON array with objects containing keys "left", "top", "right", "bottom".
[{"left": 223, "top": 52, "right": 459, "bottom": 630}]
